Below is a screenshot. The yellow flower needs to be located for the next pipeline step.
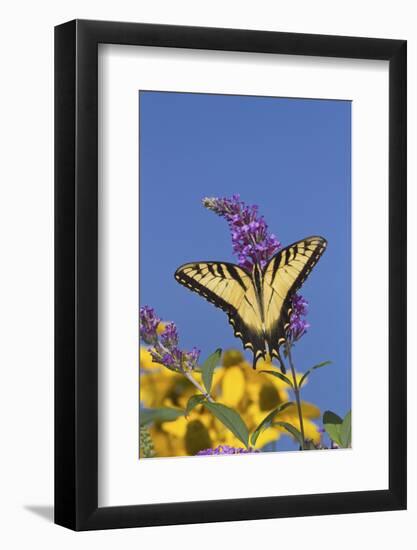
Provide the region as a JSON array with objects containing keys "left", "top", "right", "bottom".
[
  {"left": 156, "top": 322, "right": 167, "bottom": 335},
  {"left": 140, "top": 348, "right": 321, "bottom": 457},
  {"left": 140, "top": 348, "right": 156, "bottom": 370}
]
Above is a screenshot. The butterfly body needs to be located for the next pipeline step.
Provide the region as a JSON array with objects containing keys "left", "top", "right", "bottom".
[{"left": 174, "top": 236, "right": 327, "bottom": 370}]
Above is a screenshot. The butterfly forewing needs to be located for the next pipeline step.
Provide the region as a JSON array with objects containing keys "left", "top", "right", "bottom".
[
  {"left": 262, "top": 236, "right": 327, "bottom": 361},
  {"left": 174, "top": 262, "right": 266, "bottom": 362}
]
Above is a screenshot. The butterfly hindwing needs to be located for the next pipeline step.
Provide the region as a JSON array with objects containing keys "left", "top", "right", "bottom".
[
  {"left": 262, "top": 236, "right": 327, "bottom": 361},
  {"left": 174, "top": 261, "right": 266, "bottom": 363}
]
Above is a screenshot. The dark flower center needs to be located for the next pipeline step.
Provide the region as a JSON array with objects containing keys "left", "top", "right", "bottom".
[
  {"left": 222, "top": 350, "right": 244, "bottom": 367},
  {"left": 259, "top": 384, "right": 281, "bottom": 411},
  {"left": 185, "top": 420, "right": 212, "bottom": 455}
]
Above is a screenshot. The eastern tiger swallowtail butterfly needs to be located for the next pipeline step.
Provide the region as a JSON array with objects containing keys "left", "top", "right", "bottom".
[{"left": 174, "top": 236, "right": 327, "bottom": 370}]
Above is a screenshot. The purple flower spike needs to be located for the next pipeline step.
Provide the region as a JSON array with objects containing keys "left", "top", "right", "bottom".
[
  {"left": 160, "top": 322, "right": 179, "bottom": 349},
  {"left": 139, "top": 306, "right": 161, "bottom": 345},
  {"left": 202, "top": 195, "right": 281, "bottom": 271},
  {"left": 196, "top": 445, "right": 259, "bottom": 456},
  {"left": 288, "top": 294, "right": 310, "bottom": 342},
  {"left": 184, "top": 347, "right": 201, "bottom": 370},
  {"left": 140, "top": 306, "right": 200, "bottom": 372}
]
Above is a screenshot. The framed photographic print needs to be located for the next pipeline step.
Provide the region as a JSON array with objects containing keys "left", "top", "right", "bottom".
[{"left": 55, "top": 20, "right": 407, "bottom": 530}]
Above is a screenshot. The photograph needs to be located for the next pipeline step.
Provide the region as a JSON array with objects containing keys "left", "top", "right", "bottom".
[
  {"left": 139, "top": 91, "right": 352, "bottom": 458},
  {"left": 0, "top": 0, "right": 410, "bottom": 543}
]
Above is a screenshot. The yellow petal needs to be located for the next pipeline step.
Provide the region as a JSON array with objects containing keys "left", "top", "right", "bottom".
[
  {"left": 300, "top": 401, "right": 321, "bottom": 419},
  {"left": 246, "top": 403, "right": 269, "bottom": 428},
  {"left": 162, "top": 416, "right": 187, "bottom": 438},
  {"left": 303, "top": 419, "right": 321, "bottom": 444},
  {"left": 254, "top": 427, "right": 281, "bottom": 448},
  {"left": 275, "top": 401, "right": 320, "bottom": 420},
  {"left": 210, "top": 368, "right": 225, "bottom": 392},
  {"left": 140, "top": 373, "right": 175, "bottom": 407},
  {"left": 221, "top": 366, "right": 245, "bottom": 407},
  {"left": 140, "top": 347, "right": 159, "bottom": 370},
  {"left": 156, "top": 322, "right": 167, "bottom": 335},
  {"left": 149, "top": 427, "right": 185, "bottom": 457},
  {"left": 193, "top": 410, "right": 212, "bottom": 429}
]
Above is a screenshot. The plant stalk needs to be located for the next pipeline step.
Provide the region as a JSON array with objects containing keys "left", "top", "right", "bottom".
[
  {"left": 183, "top": 371, "right": 214, "bottom": 402},
  {"left": 286, "top": 341, "right": 306, "bottom": 450}
]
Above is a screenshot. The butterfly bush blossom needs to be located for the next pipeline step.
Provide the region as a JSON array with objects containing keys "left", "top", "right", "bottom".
[
  {"left": 139, "top": 306, "right": 200, "bottom": 372},
  {"left": 202, "top": 195, "right": 281, "bottom": 271},
  {"left": 288, "top": 294, "right": 310, "bottom": 343},
  {"left": 202, "top": 195, "right": 310, "bottom": 341},
  {"left": 139, "top": 305, "right": 161, "bottom": 345},
  {"left": 197, "top": 445, "right": 259, "bottom": 456}
]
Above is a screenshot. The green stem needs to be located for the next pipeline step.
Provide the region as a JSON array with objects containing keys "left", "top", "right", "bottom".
[
  {"left": 286, "top": 341, "right": 306, "bottom": 450},
  {"left": 183, "top": 370, "right": 214, "bottom": 402}
]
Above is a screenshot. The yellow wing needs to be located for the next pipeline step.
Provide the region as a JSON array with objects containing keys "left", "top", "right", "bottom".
[
  {"left": 174, "top": 261, "right": 266, "bottom": 364},
  {"left": 262, "top": 236, "right": 327, "bottom": 362}
]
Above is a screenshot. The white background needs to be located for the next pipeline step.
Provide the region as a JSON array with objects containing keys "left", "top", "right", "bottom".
[
  {"left": 0, "top": 1, "right": 414, "bottom": 548},
  {"left": 99, "top": 45, "right": 389, "bottom": 506}
]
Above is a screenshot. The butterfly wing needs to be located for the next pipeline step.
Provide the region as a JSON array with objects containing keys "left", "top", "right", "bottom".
[
  {"left": 262, "top": 236, "right": 327, "bottom": 361},
  {"left": 174, "top": 262, "right": 266, "bottom": 364}
]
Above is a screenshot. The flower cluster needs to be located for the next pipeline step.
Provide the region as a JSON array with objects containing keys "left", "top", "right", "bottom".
[
  {"left": 139, "top": 305, "right": 160, "bottom": 345},
  {"left": 140, "top": 306, "right": 200, "bottom": 372},
  {"left": 196, "top": 445, "right": 259, "bottom": 456},
  {"left": 288, "top": 294, "right": 310, "bottom": 342},
  {"left": 202, "top": 195, "right": 281, "bottom": 270}
]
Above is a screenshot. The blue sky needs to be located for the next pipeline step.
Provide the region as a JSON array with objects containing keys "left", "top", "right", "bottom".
[{"left": 139, "top": 91, "right": 351, "bottom": 451}]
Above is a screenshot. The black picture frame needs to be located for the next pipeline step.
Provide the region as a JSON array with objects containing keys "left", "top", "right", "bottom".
[{"left": 55, "top": 19, "right": 407, "bottom": 531}]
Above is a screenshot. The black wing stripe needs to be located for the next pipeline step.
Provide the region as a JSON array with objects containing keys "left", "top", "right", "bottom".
[
  {"left": 175, "top": 270, "right": 232, "bottom": 312},
  {"left": 207, "top": 264, "right": 216, "bottom": 276},
  {"left": 265, "top": 283, "right": 284, "bottom": 316},
  {"left": 270, "top": 254, "right": 281, "bottom": 285},
  {"left": 226, "top": 264, "right": 247, "bottom": 291},
  {"left": 216, "top": 264, "right": 226, "bottom": 278},
  {"left": 243, "top": 294, "right": 261, "bottom": 320}
]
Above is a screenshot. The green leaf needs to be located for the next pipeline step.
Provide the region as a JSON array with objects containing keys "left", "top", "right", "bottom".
[
  {"left": 250, "top": 402, "right": 295, "bottom": 446},
  {"left": 323, "top": 424, "right": 342, "bottom": 447},
  {"left": 204, "top": 401, "right": 249, "bottom": 448},
  {"left": 299, "top": 361, "right": 332, "bottom": 388},
  {"left": 340, "top": 410, "right": 352, "bottom": 448},
  {"left": 140, "top": 407, "right": 184, "bottom": 427},
  {"left": 323, "top": 410, "right": 343, "bottom": 447},
  {"left": 323, "top": 410, "right": 343, "bottom": 425},
  {"left": 273, "top": 421, "right": 304, "bottom": 447},
  {"left": 200, "top": 348, "right": 222, "bottom": 393},
  {"left": 260, "top": 370, "right": 294, "bottom": 389},
  {"left": 185, "top": 394, "right": 206, "bottom": 417}
]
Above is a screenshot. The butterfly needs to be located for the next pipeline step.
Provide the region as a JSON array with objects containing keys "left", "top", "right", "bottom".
[{"left": 174, "top": 236, "right": 327, "bottom": 370}]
